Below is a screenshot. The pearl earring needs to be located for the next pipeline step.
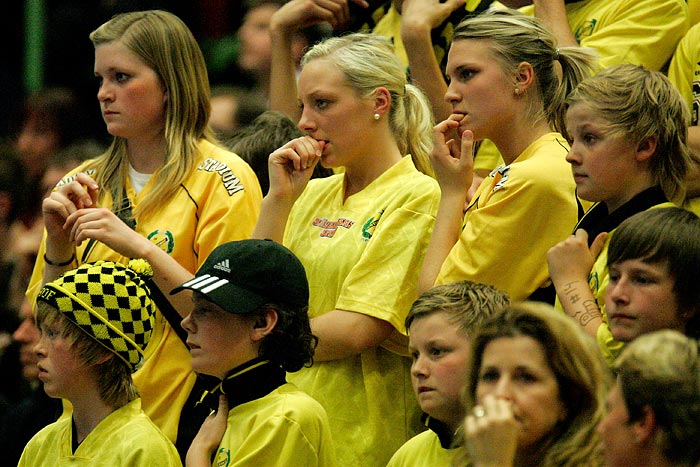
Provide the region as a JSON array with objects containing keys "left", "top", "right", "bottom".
[
  {"left": 373, "top": 113, "right": 380, "bottom": 120},
  {"left": 514, "top": 87, "right": 520, "bottom": 95}
]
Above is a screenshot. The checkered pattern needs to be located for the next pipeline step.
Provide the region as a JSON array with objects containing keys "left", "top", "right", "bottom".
[{"left": 37, "top": 260, "right": 155, "bottom": 372}]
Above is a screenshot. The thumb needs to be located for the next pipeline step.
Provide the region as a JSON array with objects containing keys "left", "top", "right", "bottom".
[
  {"left": 441, "top": 0, "right": 467, "bottom": 13},
  {"left": 217, "top": 394, "right": 229, "bottom": 418},
  {"left": 589, "top": 231, "right": 608, "bottom": 258}
]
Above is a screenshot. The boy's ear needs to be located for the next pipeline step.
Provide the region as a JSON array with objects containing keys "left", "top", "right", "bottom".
[
  {"left": 95, "top": 351, "right": 115, "bottom": 366},
  {"left": 631, "top": 405, "right": 657, "bottom": 445},
  {"left": 635, "top": 136, "right": 657, "bottom": 162},
  {"left": 250, "top": 308, "right": 278, "bottom": 342}
]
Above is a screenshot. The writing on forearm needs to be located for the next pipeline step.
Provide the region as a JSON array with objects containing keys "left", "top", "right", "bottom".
[
  {"left": 562, "top": 281, "right": 600, "bottom": 326},
  {"left": 572, "top": 299, "right": 600, "bottom": 326}
]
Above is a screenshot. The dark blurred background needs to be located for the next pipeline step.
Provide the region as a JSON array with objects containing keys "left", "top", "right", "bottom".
[{"left": 0, "top": 1, "right": 248, "bottom": 141}]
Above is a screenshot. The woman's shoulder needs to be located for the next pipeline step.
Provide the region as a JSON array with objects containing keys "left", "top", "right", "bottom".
[
  {"left": 195, "top": 139, "right": 257, "bottom": 171},
  {"left": 275, "top": 383, "right": 329, "bottom": 415},
  {"left": 389, "top": 430, "right": 452, "bottom": 467},
  {"left": 235, "top": 383, "right": 331, "bottom": 431},
  {"left": 377, "top": 157, "right": 440, "bottom": 197},
  {"left": 509, "top": 134, "right": 574, "bottom": 185},
  {"left": 186, "top": 139, "right": 261, "bottom": 196}
]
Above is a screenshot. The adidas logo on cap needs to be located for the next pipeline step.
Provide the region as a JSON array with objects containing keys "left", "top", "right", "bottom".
[{"left": 213, "top": 259, "right": 231, "bottom": 273}]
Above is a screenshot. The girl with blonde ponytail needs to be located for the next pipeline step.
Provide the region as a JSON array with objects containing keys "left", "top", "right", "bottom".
[
  {"left": 252, "top": 32, "right": 441, "bottom": 467},
  {"left": 419, "top": 9, "right": 597, "bottom": 303}
]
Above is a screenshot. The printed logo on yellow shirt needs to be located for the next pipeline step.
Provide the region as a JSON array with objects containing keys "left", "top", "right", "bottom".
[
  {"left": 147, "top": 229, "right": 174, "bottom": 254},
  {"left": 490, "top": 166, "right": 510, "bottom": 192},
  {"left": 55, "top": 168, "right": 97, "bottom": 188},
  {"left": 198, "top": 157, "right": 245, "bottom": 196},
  {"left": 361, "top": 209, "right": 384, "bottom": 241},
  {"left": 215, "top": 447, "right": 231, "bottom": 467},
  {"left": 312, "top": 217, "right": 355, "bottom": 238},
  {"left": 574, "top": 19, "right": 597, "bottom": 42}
]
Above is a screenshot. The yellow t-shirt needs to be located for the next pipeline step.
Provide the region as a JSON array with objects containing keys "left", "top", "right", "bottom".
[
  {"left": 387, "top": 429, "right": 457, "bottom": 467},
  {"left": 668, "top": 22, "right": 700, "bottom": 126},
  {"left": 18, "top": 399, "right": 181, "bottom": 466},
  {"left": 283, "top": 156, "right": 440, "bottom": 467},
  {"left": 520, "top": 0, "right": 689, "bottom": 71},
  {"left": 213, "top": 383, "right": 337, "bottom": 467},
  {"left": 437, "top": 133, "right": 578, "bottom": 301}
]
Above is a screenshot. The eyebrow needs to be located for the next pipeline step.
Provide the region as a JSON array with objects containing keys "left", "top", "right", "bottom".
[{"left": 447, "top": 64, "right": 474, "bottom": 76}]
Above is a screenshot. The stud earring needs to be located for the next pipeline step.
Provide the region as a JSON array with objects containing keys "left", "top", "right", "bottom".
[
  {"left": 514, "top": 87, "right": 520, "bottom": 95},
  {"left": 373, "top": 113, "right": 380, "bottom": 120}
]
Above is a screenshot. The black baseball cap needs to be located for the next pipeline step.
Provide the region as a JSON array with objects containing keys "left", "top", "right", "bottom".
[{"left": 171, "top": 239, "right": 309, "bottom": 313}]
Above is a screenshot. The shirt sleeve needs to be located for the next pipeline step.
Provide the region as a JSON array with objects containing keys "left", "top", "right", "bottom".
[
  {"left": 578, "top": 0, "right": 689, "bottom": 71},
  {"left": 192, "top": 158, "right": 262, "bottom": 269},
  {"left": 225, "top": 414, "right": 333, "bottom": 467},
  {"left": 437, "top": 164, "right": 578, "bottom": 301}
]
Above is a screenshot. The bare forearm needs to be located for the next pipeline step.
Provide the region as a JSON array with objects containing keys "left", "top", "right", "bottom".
[
  {"left": 252, "top": 195, "right": 295, "bottom": 243},
  {"left": 532, "top": 0, "right": 578, "bottom": 47},
  {"left": 401, "top": 22, "right": 451, "bottom": 122},
  {"left": 418, "top": 191, "right": 465, "bottom": 293},
  {"left": 136, "top": 243, "right": 194, "bottom": 318},
  {"left": 41, "top": 238, "right": 77, "bottom": 286},
  {"left": 310, "top": 309, "right": 394, "bottom": 361},
  {"left": 269, "top": 27, "right": 301, "bottom": 121},
  {"left": 553, "top": 279, "right": 602, "bottom": 337},
  {"left": 185, "top": 448, "right": 212, "bottom": 467}
]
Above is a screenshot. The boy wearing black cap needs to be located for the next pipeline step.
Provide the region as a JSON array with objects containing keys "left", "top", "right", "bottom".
[
  {"left": 174, "top": 239, "right": 336, "bottom": 467},
  {"left": 18, "top": 259, "right": 182, "bottom": 466}
]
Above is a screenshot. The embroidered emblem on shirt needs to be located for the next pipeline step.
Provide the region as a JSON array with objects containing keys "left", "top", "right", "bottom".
[
  {"left": 312, "top": 217, "right": 355, "bottom": 238},
  {"left": 198, "top": 157, "right": 245, "bottom": 196},
  {"left": 361, "top": 209, "right": 384, "bottom": 241},
  {"left": 147, "top": 229, "right": 175, "bottom": 254}
]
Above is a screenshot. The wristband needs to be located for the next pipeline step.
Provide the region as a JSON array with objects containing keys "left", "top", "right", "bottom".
[{"left": 43, "top": 253, "right": 76, "bottom": 267}]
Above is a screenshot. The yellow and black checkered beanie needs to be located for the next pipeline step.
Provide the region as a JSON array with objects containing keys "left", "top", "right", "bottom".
[{"left": 36, "top": 259, "right": 156, "bottom": 373}]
